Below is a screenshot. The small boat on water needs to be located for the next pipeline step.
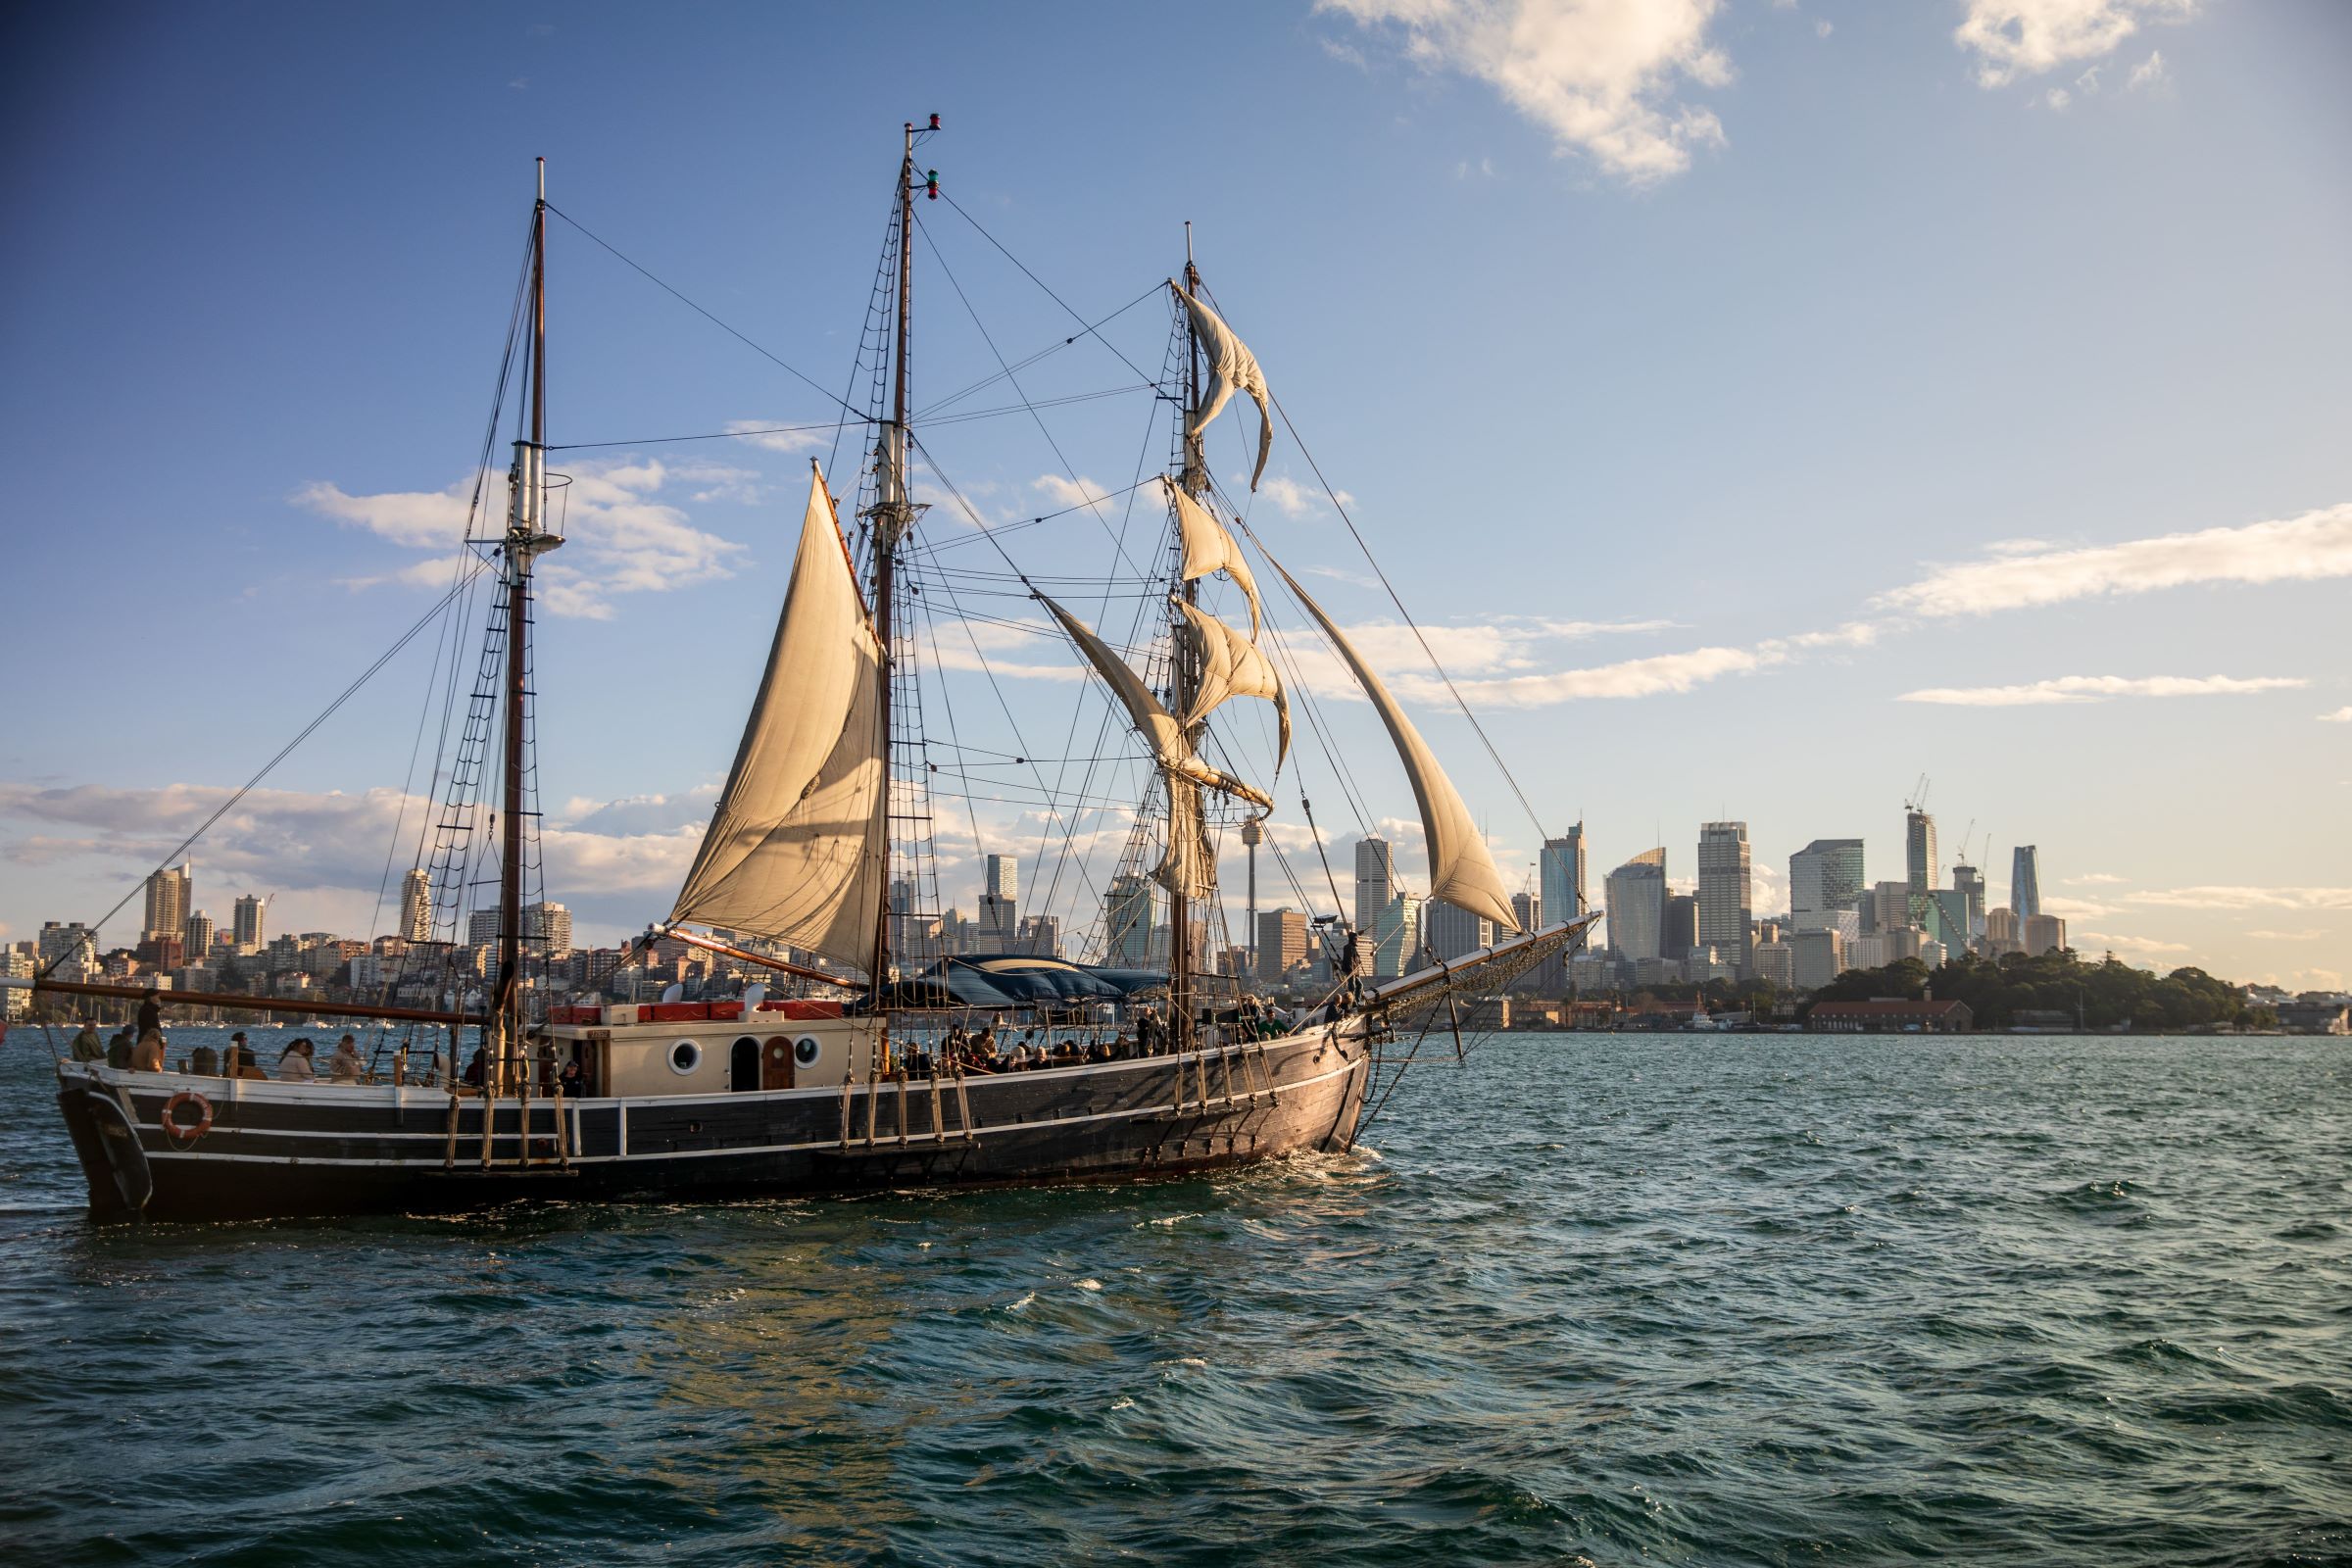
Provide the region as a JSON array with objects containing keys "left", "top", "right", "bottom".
[{"left": 24, "top": 128, "right": 1592, "bottom": 1222}]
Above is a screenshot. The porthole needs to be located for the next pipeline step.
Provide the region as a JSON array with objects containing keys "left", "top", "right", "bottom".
[
  {"left": 794, "top": 1036, "right": 822, "bottom": 1067},
  {"left": 668, "top": 1039, "right": 704, "bottom": 1076}
]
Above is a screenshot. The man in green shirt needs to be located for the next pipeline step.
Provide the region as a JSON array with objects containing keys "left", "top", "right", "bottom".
[{"left": 70, "top": 1022, "right": 104, "bottom": 1062}]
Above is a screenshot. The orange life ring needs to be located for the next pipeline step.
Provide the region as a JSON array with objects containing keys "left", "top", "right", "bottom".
[{"left": 160, "top": 1090, "right": 215, "bottom": 1148}]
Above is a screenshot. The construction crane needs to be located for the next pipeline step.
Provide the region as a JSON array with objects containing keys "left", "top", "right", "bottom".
[{"left": 1905, "top": 773, "right": 1932, "bottom": 814}]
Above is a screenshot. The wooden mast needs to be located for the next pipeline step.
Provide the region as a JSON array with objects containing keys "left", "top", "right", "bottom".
[
  {"left": 492, "top": 157, "right": 558, "bottom": 1092},
  {"left": 1169, "top": 223, "right": 1205, "bottom": 1048},
  {"left": 870, "top": 122, "right": 922, "bottom": 1002}
]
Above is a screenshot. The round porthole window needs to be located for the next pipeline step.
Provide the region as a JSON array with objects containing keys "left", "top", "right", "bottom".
[
  {"left": 669, "top": 1039, "right": 703, "bottom": 1076},
  {"left": 794, "top": 1036, "right": 822, "bottom": 1067}
]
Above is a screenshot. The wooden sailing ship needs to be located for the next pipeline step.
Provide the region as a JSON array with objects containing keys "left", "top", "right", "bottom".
[{"left": 31, "top": 129, "right": 1595, "bottom": 1222}]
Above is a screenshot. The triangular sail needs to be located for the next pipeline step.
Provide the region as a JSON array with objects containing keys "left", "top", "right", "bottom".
[
  {"left": 669, "top": 468, "right": 888, "bottom": 970},
  {"left": 1173, "top": 284, "right": 1273, "bottom": 492},
  {"left": 1036, "top": 594, "right": 1272, "bottom": 809},
  {"left": 1259, "top": 553, "right": 1522, "bottom": 934},
  {"left": 1173, "top": 599, "right": 1289, "bottom": 772},
  {"left": 1162, "top": 478, "right": 1264, "bottom": 639}
]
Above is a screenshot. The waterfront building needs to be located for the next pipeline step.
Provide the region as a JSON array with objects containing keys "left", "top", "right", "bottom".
[
  {"left": 1848, "top": 934, "right": 1888, "bottom": 970},
  {"left": 2023, "top": 912, "right": 2067, "bottom": 956},
  {"left": 1789, "top": 839, "right": 1865, "bottom": 932},
  {"left": 37, "top": 921, "right": 100, "bottom": 980},
  {"left": 1789, "top": 928, "right": 1845, "bottom": 990},
  {"left": 1353, "top": 838, "right": 1395, "bottom": 937},
  {"left": 142, "top": 863, "right": 191, "bottom": 943},
  {"left": 1373, "top": 894, "right": 1421, "bottom": 978},
  {"left": 400, "top": 867, "right": 433, "bottom": 942},
  {"left": 1807, "top": 999, "right": 1974, "bottom": 1034},
  {"left": 981, "top": 855, "right": 1018, "bottom": 948},
  {"left": 1697, "top": 821, "right": 1753, "bottom": 973},
  {"left": 1665, "top": 894, "right": 1698, "bottom": 958},
  {"left": 1, "top": 947, "right": 32, "bottom": 1021},
  {"left": 1541, "top": 826, "right": 1588, "bottom": 922},
  {"left": 1753, "top": 938, "right": 1794, "bottom": 990},
  {"left": 1423, "top": 898, "right": 1493, "bottom": 962},
  {"left": 2012, "top": 846, "right": 2042, "bottom": 919},
  {"left": 1105, "top": 874, "right": 1155, "bottom": 966},
  {"left": 182, "top": 911, "right": 216, "bottom": 961},
  {"left": 1604, "top": 850, "right": 1667, "bottom": 961},
  {"left": 1256, "top": 906, "right": 1308, "bottom": 980}
]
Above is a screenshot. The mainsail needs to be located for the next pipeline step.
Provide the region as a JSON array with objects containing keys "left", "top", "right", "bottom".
[
  {"left": 1173, "top": 599, "right": 1289, "bottom": 771},
  {"left": 1173, "top": 283, "right": 1273, "bottom": 492},
  {"left": 669, "top": 468, "right": 888, "bottom": 971},
  {"left": 1260, "top": 554, "right": 1522, "bottom": 935},
  {"left": 1162, "top": 477, "right": 1264, "bottom": 638},
  {"left": 1036, "top": 594, "right": 1273, "bottom": 810}
]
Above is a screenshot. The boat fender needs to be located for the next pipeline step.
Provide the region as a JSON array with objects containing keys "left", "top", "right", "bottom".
[{"left": 161, "top": 1090, "right": 216, "bottom": 1148}]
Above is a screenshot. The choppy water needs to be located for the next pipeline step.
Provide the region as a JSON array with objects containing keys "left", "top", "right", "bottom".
[{"left": 2, "top": 1028, "right": 2346, "bottom": 1565}]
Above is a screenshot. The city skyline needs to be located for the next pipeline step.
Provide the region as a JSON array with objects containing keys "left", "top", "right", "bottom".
[{"left": 3, "top": 5, "right": 2346, "bottom": 992}]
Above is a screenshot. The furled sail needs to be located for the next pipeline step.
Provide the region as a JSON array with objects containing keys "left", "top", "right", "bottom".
[
  {"left": 1260, "top": 554, "right": 1522, "bottom": 934},
  {"left": 1036, "top": 594, "right": 1273, "bottom": 809},
  {"left": 1173, "top": 284, "right": 1273, "bottom": 492},
  {"left": 669, "top": 468, "right": 887, "bottom": 970},
  {"left": 1173, "top": 599, "right": 1289, "bottom": 771},
  {"left": 1161, "top": 478, "right": 1264, "bottom": 638},
  {"left": 1156, "top": 776, "right": 1214, "bottom": 901}
]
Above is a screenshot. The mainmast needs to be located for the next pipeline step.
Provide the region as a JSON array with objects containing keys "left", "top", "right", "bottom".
[
  {"left": 494, "top": 157, "right": 563, "bottom": 1088},
  {"left": 1169, "top": 223, "right": 1206, "bottom": 1047}
]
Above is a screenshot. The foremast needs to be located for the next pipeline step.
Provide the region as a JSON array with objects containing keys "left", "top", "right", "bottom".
[
  {"left": 493, "top": 158, "right": 564, "bottom": 1092},
  {"left": 1167, "top": 226, "right": 1208, "bottom": 1047}
]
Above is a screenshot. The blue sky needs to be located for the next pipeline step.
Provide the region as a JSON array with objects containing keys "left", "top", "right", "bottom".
[{"left": 3, "top": 1, "right": 2347, "bottom": 988}]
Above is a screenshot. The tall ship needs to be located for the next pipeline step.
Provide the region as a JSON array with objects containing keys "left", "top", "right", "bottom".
[{"left": 24, "top": 127, "right": 1594, "bottom": 1222}]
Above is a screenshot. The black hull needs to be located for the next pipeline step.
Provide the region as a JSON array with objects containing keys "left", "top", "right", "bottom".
[{"left": 55, "top": 1028, "right": 1370, "bottom": 1223}]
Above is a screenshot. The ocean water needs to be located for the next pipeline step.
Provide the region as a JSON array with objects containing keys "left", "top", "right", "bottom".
[{"left": 1, "top": 1027, "right": 2346, "bottom": 1566}]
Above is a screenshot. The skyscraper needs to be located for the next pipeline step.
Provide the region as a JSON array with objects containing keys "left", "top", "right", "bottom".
[
  {"left": 1905, "top": 809, "right": 1938, "bottom": 920},
  {"left": 1664, "top": 894, "right": 1698, "bottom": 958},
  {"left": 2011, "top": 846, "right": 2042, "bottom": 919},
  {"left": 982, "top": 855, "right": 1018, "bottom": 948},
  {"left": 143, "top": 863, "right": 191, "bottom": 942},
  {"left": 1697, "top": 821, "right": 1752, "bottom": 971},
  {"left": 1255, "top": 906, "right": 1308, "bottom": 979},
  {"left": 1604, "top": 849, "right": 1667, "bottom": 961},
  {"left": 1372, "top": 893, "right": 1422, "bottom": 977},
  {"left": 1541, "top": 825, "right": 1587, "bottom": 924},
  {"left": 232, "top": 894, "right": 267, "bottom": 954},
  {"left": 1105, "top": 874, "right": 1155, "bottom": 966},
  {"left": 1353, "top": 838, "right": 1395, "bottom": 937},
  {"left": 1422, "top": 899, "right": 1493, "bottom": 962},
  {"left": 524, "top": 901, "right": 572, "bottom": 956},
  {"left": 183, "top": 911, "right": 215, "bottom": 962},
  {"left": 1951, "top": 862, "right": 1986, "bottom": 940},
  {"left": 1789, "top": 839, "right": 1865, "bottom": 932},
  {"left": 400, "top": 867, "right": 433, "bottom": 943}
]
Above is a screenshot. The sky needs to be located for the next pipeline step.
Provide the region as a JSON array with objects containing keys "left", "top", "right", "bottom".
[{"left": 3, "top": 1, "right": 2347, "bottom": 991}]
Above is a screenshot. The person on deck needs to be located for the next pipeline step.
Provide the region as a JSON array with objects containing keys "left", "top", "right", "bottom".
[
  {"left": 106, "top": 1028, "right": 134, "bottom": 1069},
  {"left": 135, "top": 992, "right": 162, "bottom": 1040},
  {"left": 190, "top": 1038, "right": 220, "bottom": 1076},
  {"left": 327, "top": 1035, "right": 365, "bottom": 1083},
  {"left": 70, "top": 1023, "right": 104, "bottom": 1062},
  {"left": 276, "top": 1038, "right": 317, "bottom": 1082},
  {"left": 130, "top": 1031, "right": 167, "bottom": 1072},
  {"left": 463, "top": 1047, "right": 486, "bottom": 1090},
  {"left": 232, "top": 1042, "right": 268, "bottom": 1080},
  {"left": 557, "top": 1055, "right": 585, "bottom": 1099}
]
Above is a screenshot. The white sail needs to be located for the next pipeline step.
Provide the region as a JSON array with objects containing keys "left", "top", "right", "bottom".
[
  {"left": 1162, "top": 477, "right": 1264, "bottom": 639},
  {"left": 669, "top": 468, "right": 887, "bottom": 970},
  {"left": 1156, "top": 775, "right": 1214, "bottom": 901},
  {"left": 1174, "top": 599, "right": 1289, "bottom": 771},
  {"left": 1261, "top": 555, "right": 1522, "bottom": 935},
  {"left": 1036, "top": 594, "right": 1272, "bottom": 809},
  {"left": 1174, "top": 283, "right": 1273, "bottom": 492}
]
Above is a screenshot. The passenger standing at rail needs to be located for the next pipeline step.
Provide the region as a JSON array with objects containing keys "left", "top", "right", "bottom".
[{"left": 135, "top": 991, "right": 162, "bottom": 1041}]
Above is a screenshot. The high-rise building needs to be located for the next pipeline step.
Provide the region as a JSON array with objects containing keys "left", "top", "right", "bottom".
[
  {"left": 400, "top": 868, "right": 433, "bottom": 943},
  {"left": 524, "top": 901, "right": 572, "bottom": 956},
  {"left": 1255, "top": 906, "right": 1308, "bottom": 979},
  {"left": 1865, "top": 879, "right": 1916, "bottom": 937},
  {"left": 1985, "top": 906, "right": 2020, "bottom": 952},
  {"left": 1789, "top": 928, "right": 1845, "bottom": 990},
  {"left": 1541, "top": 825, "right": 1588, "bottom": 923},
  {"left": 1789, "top": 839, "right": 1865, "bottom": 932},
  {"left": 1353, "top": 838, "right": 1395, "bottom": 937},
  {"left": 1664, "top": 894, "right": 1698, "bottom": 958},
  {"left": 143, "top": 863, "right": 191, "bottom": 942},
  {"left": 1905, "top": 809, "right": 1938, "bottom": 927},
  {"left": 467, "top": 908, "right": 502, "bottom": 950},
  {"left": 1604, "top": 850, "right": 1667, "bottom": 961},
  {"left": 1512, "top": 890, "right": 1541, "bottom": 934},
  {"left": 183, "top": 911, "right": 215, "bottom": 960},
  {"left": 1016, "top": 913, "right": 1061, "bottom": 958},
  {"left": 981, "top": 855, "right": 1019, "bottom": 949},
  {"left": 1105, "top": 874, "right": 1155, "bottom": 966},
  {"left": 1753, "top": 939, "right": 1794, "bottom": 990},
  {"left": 2011, "top": 846, "right": 2042, "bottom": 919},
  {"left": 2023, "top": 912, "right": 2067, "bottom": 956},
  {"left": 1698, "top": 822, "right": 1752, "bottom": 972},
  {"left": 1423, "top": 899, "right": 1494, "bottom": 961},
  {"left": 1372, "top": 894, "right": 1422, "bottom": 977},
  {"left": 37, "top": 921, "right": 99, "bottom": 980},
  {"left": 232, "top": 894, "right": 267, "bottom": 954},
  {"left": 1951, "top": 862, "right": 1986, "bottom": 940}
]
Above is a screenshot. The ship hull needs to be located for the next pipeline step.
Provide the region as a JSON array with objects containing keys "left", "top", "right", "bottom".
[{"left": 54, "top": 1024, "right": 1370, "bottom": 1223}]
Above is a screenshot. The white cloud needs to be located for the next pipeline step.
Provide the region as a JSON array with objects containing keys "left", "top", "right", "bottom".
[
  {"left": 1259, "top": 475, "right": 1327, "bottom": 517},
  {"left": 297, "top": 458, "right": 746, "bottom": 619},
  {"left": 2065, "top": 872, "right": 2127, "bottom": 885},
  {"left": 2127, "top": 887, "right": 2352, "bottom": 911},
  {"left": 1897, "top": 674, "right": 2306, "bottom": 707},
  {"left": 1318, "top": 0, "right": 1734, "bottom": 184},
  {"left": 2080, "top": 930, "right": 2191, "bottom": 954},
  {"left": 2319, "top": 707, "right": 2352, "bottom": 724},
  {"left": 2042, "top": 895, "right": 2116, "bottom": 918},
  {"left": 1876, "top": 504, "right": 2352, "bottom": 618},
  {"left": 2045, "top": 86, "right": 2072, "bottom": 111},
  {"left": 2244, "top": 928, "right": 2327, "bottom": 942},
  {"left": 1426, "top": 645, "right": 1762, "bottom": 707},
  {"left": 1031, "top": 474, "right": 1118, "bottom": 518},
  {"left": 2127, "top": 48, "right": 2170, "bottom": 90},
  {"left": 1954, "top": 0, "right": 2196, "bottom": 88},
  {"left": 721, "top": 418, "right": 828, "bottom": 455}
]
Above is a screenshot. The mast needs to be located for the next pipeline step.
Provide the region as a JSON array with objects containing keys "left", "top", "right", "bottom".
[
  {"left": 869, "top": 120, "right": 925, "bottom": 991},
  {"left": 1169, "top": 222, "right": 1205, "bottom": 1045},
  {"left": 494, "top": 157, "right": 561, "bottom": 1089}
]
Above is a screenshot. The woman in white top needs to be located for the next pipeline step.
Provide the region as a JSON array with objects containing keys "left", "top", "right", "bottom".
[{"left": 275, "top": 1038, "right": 317, "bottom": 1082}]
